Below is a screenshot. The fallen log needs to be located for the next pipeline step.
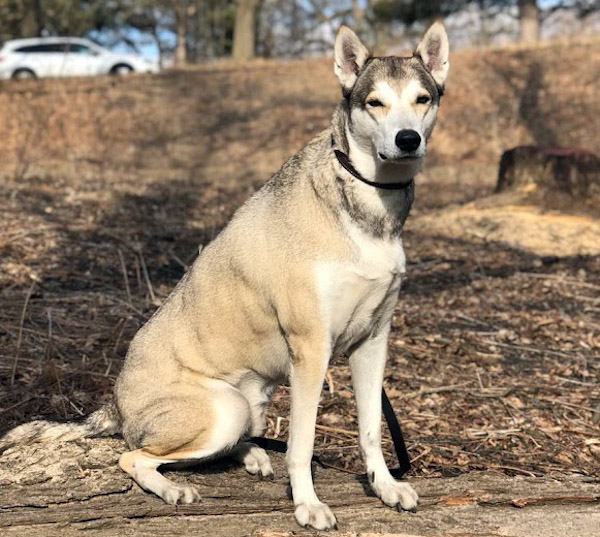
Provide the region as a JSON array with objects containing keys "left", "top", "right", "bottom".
[{"left": 0, "top": 437, "right": 599, "bottom": 536}]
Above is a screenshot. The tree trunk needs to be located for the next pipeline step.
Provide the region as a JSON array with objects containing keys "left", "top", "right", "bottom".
[
  {"left": 1, "top": 438, "right": 600, "bottom": 536},
  {"left": 152, "top": 27, "right": 164, "bottom": 70},
  {"left": 351, "top": 0, "right": 366, "bottom": 37},
  {"left": 232, "top": 0, "right": 259, "bottom": 62},
  {"left": 497, "top": 146, "right": 600, "bottom": 201},
  {"left": 31, "top": 0, "right": 45, "bottom": 36},
  {"left": 173, "top": 0, "right": 188, "bottom": 67},
  {"left": 519, "top": 0, "right": 540, "bottom": 43}
]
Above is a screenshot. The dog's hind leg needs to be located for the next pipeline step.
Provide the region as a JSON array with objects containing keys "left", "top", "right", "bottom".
[
  {"left": 119, "top": 379, "right": 252, "bottom": 505},
  {"left": 119, "top": 449, "right": 203, "bottom": 504}
]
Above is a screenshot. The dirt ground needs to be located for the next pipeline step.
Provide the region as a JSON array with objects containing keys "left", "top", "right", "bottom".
[{"left": 1, "top": 38, "right": 599, "bottom": 480}]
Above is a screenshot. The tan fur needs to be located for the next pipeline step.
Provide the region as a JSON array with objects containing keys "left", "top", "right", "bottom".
[{"left": 113, "top": 24, "right": 448, "bottom": 526}]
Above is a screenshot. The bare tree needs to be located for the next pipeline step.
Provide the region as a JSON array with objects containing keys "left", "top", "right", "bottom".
[
  {"left": 232, "top": 0, "right": 259, "bottom": 61},
  {"left": 172, "top": 0, "right": 188, "bottom": 65},
  {"left": 518, "top": 0, "right": 539, "bottom": 42}
]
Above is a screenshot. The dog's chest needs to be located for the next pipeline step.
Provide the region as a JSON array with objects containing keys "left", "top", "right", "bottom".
[{"left": 316, "top": 229, "right": 405, "bottom": 354}]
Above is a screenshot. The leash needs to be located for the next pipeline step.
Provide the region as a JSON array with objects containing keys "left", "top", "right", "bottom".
[{"left": 250, "top": 387, "right": 411, "bottom": 479}]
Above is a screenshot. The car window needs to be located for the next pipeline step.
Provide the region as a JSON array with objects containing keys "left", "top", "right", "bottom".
[
  {"left": 69, "top": 44, "right": 95, "bottom": 55},
  {"left": 15, "top": 43, "right": 68, "bottom": 53}
]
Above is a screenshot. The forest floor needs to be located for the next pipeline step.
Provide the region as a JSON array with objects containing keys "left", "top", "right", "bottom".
[{"left": 1, "top": 37, "right": 599, "bottom": 483}]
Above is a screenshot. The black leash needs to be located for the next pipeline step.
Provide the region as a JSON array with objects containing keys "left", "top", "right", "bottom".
[
  {"left": 250, "top": 387, "right": 411, "bottom": 479},
  {"left": 381, "top": 388, "right": 411, "bottom": 478}
]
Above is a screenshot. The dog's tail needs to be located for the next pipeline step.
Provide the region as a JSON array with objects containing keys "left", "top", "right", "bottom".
[{"left": 0, "top": 402, "right": 121, "bottom": 455}]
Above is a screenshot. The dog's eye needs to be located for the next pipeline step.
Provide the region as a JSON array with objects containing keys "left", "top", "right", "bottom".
[
  {"left": 366, "top": 99, "right": 384, "bottom": 108},
  {"left": 416, "top": 95, "right": 431, "bottom": 105}
]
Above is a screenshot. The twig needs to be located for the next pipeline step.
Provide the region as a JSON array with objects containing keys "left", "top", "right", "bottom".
[
  {"left": 486, "top": 464, "right": 541, "bottom": 477},
  {"left": 538, "top": 397, "right": 600, "bottom": 415},
  {"left": 0, "top": 397, "right": 34, "bottom": 415},
  {"left": 10, "top": 281, "right": 35, "bottom": 385},
  {"left": 169, "top": 249, "right": 189, "bottom": 271},
  {"left": 117, "top": 248, "right": 133, "bottom": 306},
  {"left": 325, "top": 371, "right": 335, "bottom": 395},
  {"left": 481, "top": 339, "right": 574, "bottom": 359},
  {"left": 456, "top": 312, "right": 496, "bottom": 329},
  {"left": 315, "top": 424, "right": 359, "bottom": 437},
  {"left": 137, "top": 247, "right": 156, "bottom": 303},
  {"left": 400, "top": 383, "right": 470, "bottom": 399},
  {"left": 519, "top": 272, "right": 600, "bottom": 291},
  {"left": 556, "top": 376, "right": 599, "bottom": 387},
  {"left": 0, "top": 225, "right": 56, "bottom": 247}
]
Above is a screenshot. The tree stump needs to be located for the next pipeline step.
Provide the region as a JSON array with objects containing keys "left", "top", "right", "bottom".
[
  {"left": 497, "top": 146, "right": 600, "bottom": 201},
  {"left": 1, "top": 438, "right": 600, "bottom": 536}
]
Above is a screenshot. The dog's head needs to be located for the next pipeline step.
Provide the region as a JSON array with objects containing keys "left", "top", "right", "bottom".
[{"left": 334, "top": 23, "right": 449, "bottom": 168}]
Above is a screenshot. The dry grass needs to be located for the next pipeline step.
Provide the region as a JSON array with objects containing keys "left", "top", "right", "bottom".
[{"left": 1, "top": 40, "right": 599, "bottom": 479}]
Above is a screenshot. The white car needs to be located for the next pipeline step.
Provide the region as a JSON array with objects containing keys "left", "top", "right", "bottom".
[{"left": 0, "top": 37, "right": 159, "bottom": 79}]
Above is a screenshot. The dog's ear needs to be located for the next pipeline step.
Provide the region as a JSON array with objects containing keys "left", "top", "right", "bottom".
[
  {"left": 334, "top": 26, "right": 370, "bottom": 93},
  {"left": 415, "top": 22, "right": 449, "bottom": 89}
]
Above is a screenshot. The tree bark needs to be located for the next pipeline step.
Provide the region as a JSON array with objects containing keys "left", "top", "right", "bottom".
[
  {"left": 173, "top": 0, "right": 188, "bottom": 67},
  {"left": 519, "top": 0, "right": 540, "bottom": 43},
  {"left": 497, "top": 146, "right": 600, "bottom": 205},
  {"left": 1, "top": 438, "right": 600, "bottom": 536},
  {"left": 232, "top": 0, "right": 259, "bottom": 62}
]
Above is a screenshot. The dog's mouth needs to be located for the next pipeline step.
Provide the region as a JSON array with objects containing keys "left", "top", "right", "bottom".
[{"left": 378, "top": 153, "right": 421, "bottom": 162}]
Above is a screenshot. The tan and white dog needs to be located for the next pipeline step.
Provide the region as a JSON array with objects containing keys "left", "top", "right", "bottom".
[{"left": 1, "top": 23, "right": 449, "bottom": 530}]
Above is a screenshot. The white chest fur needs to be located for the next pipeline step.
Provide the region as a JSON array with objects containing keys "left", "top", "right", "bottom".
[{"left": 316, "top": 224, "right": 406, "bottom": 355}]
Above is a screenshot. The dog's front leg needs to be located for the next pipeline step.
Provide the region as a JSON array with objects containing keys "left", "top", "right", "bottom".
[
  {"left": 286, "top": 336, "right": 337, "bottom": 530},
  {"left": 349, "top": 330, "right": 419, "bottom": 512}
]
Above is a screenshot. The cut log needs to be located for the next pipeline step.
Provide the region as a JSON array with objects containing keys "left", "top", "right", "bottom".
[
  {"left": 1, "top": 438, "right": 599, "bottom": 536},
  {"left": 497, "top": 146, "right": 600, "bottom": 200}
]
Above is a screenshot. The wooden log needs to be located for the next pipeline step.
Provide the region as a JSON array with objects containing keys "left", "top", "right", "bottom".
[
  {"left": 497, "top": 146, "right": 600, "bottom": 199},
  {"left": 1, "top": 437, "right": 599, "bottom": 536}
]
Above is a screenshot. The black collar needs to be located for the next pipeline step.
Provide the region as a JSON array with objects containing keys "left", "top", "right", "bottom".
[{"left": 332, "top": 138, "right": 414, "bottom": 191}]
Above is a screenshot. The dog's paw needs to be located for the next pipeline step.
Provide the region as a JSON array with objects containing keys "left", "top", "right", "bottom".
[
  {"left": 234, "top": 444, "right": 274, "bottom": 479},
  {"left": 294, "top": 501, "right": 338, "bottom": 530},
  {"left": 243, "top": 446, "right": 274, "bottom": 479},
  {"left": 371, "top": 477, "right": 418, "bottom": 512},
  {"left": 161, "top": 484, "right": 201, "bottom": 505}
]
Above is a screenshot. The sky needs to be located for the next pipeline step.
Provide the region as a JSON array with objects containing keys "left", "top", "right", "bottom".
[{"left": 88, "top": 26, "right": 174, "bottom": 59}]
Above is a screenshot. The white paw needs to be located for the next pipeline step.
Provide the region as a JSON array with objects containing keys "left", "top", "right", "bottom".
[
  {"left": 371, "top": 476, "right": 418, "bottom": 511},
  {"left": 294, "top": 501, "right": 337, "bottom": 530},
  {"left": 161, "top": 484, "right": 201, "bottom": 505},
  {"left": 235, "top": 444, "right": 274, "bottom": 479}
]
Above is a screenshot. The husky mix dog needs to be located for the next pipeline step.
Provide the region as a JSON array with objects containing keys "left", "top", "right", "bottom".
[{"left": 1, "top": 23, "right": 449, "bottom": 530}]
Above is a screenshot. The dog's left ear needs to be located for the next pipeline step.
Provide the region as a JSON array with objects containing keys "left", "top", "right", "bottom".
[
  {"left": 334, "top": 26, "right": 370, "bottom": 93},
  {"left": 415, "top": 22, "right": 449, "bottom": 89}
]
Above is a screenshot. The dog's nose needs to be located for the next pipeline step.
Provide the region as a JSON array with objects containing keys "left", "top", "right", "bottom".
[{"left": 395, "top": 130, "right": 421, "bottom": 152}]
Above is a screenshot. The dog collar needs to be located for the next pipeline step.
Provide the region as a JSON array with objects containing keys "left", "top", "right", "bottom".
[{"left": 332, "top": 139, "right": 414, "bottom": 191}]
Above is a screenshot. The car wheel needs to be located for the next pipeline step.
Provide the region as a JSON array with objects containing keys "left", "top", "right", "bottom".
[
  {"left": 110, "top": 64, "right": 133, "bottom": 75},
  {"left": 12, "top": 69, "right": 36, "bottom": 80}
]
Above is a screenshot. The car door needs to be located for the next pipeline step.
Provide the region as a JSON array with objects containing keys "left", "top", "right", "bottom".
[
  {"left": 15, "top": 43, "right": 66, "bottom": 77},
  {"left": 64, "top": 43, "right": 103, "bottom": 76}
]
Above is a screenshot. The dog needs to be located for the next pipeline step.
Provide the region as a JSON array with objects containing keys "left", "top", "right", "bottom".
[{"left": 0, "top": 23, "right": 449, "bottom": 530}]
